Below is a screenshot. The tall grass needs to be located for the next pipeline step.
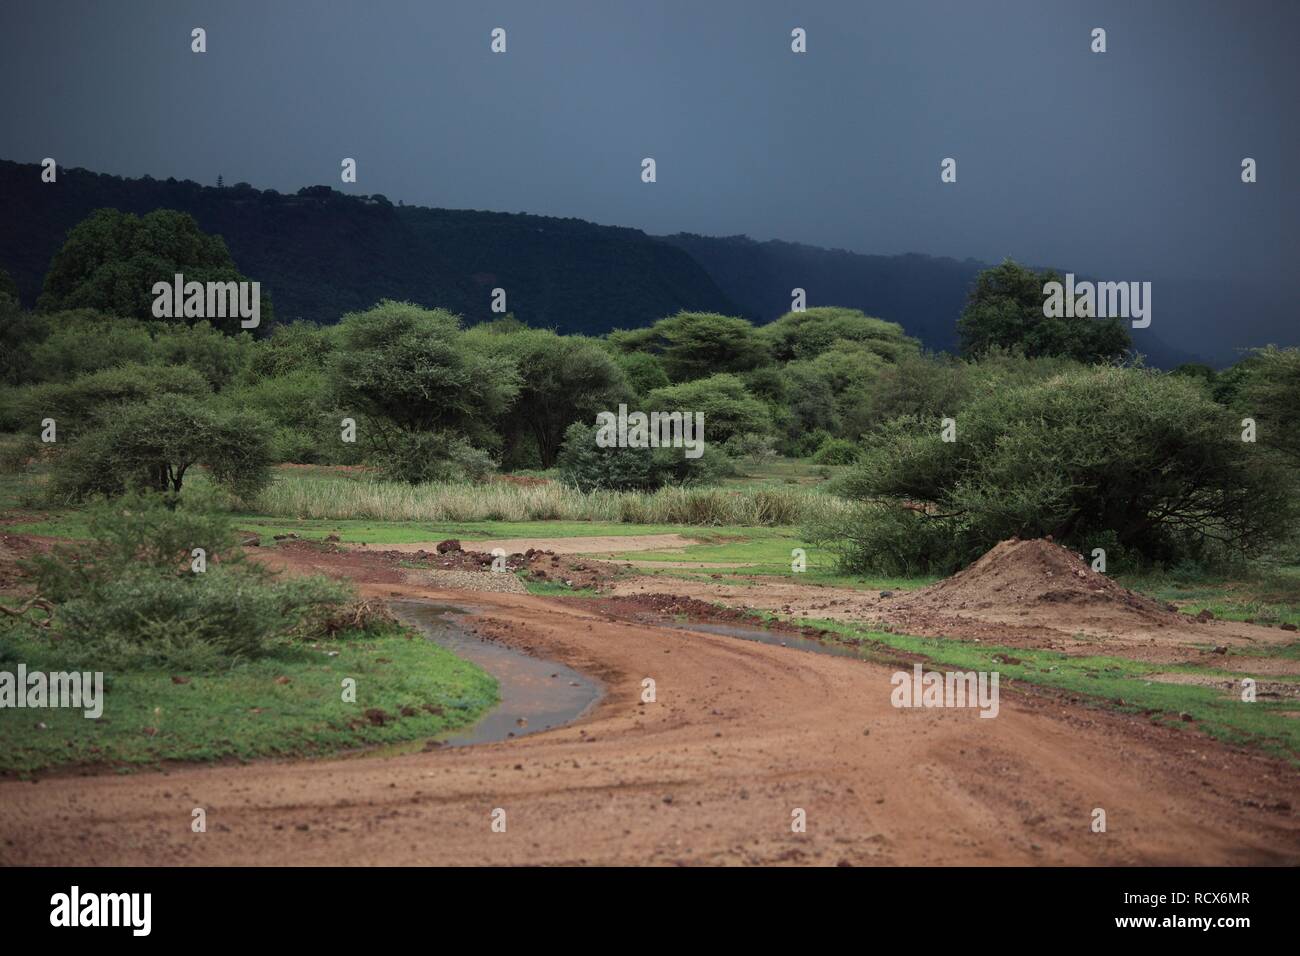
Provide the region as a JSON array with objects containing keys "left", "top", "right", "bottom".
[{"left": 248, "top": 475, "right": 846, "bottom": 527}]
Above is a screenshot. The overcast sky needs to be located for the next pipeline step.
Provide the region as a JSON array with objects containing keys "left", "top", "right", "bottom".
[{"left": 1, "top": 0, "right": 1296, "bottom": 285}]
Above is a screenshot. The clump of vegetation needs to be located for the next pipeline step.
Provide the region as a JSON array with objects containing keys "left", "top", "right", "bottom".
[
  {"left": 813, "top": 366, "right": 1297, "bottom": 575},
  {"left": 49, "top": 395, "right": 273, "bottom": 502},
  {"left": 555, "top": 420, "right": 733, "bottom": 492},
  {"left": 20, "top": 495, "right": 368, "bottom": 670}
]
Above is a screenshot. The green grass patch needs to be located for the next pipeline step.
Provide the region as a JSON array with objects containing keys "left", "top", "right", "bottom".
[
  {"left": 1118, "top": 567, "right": 1300, "bottom": 629},
  {"left": 0, "top": 620, "right": 497, "bottom": 775},
  {"left": 813, "top": 619, "right": 1300, "bottom": 760}
]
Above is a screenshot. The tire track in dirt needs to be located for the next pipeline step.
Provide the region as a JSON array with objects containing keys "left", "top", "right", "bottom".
[{"left": 1, "top": 554, "right": 1297, "bottom": 866}]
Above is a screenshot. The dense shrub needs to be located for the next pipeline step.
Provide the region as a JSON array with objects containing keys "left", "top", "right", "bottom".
[
  {"left": 50, "top": 395, "right": 273, "bottom": 501},
  {"left": 815, "top": 367, "right": 1297, "bottom": 574},
  {"left": 373, "top": 430, "right": 497, "bottom": 484},
  {"left": 645, "top": 373, "right": 771, "bottom": 444},
  {"left": 24, "top": 496, "right": 355, "bottom": 670},
  {"left": 812, "top": 437, "right": 860, "bottom": 465},
  {"left": 556, "top": 421, "right": 731, "bottom": 492}
]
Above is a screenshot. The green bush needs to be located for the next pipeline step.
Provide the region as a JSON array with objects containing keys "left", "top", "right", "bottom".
[
  {"left": 812, "top": 437, "right": 860, "bottom": 465},
  {"left": 23, "top": 496, "right": 356, "bottom": 671},
  {"left": 49, "top": 395, "right": 273, "bottom": 501},
  {"left": 11, "top": 363, "right": 211, "bottom": 438},
  {"left": 556, "top": 420, "right": 731, "bottom": 492},
  {"left": 818, "top": 366, "right": 1297, "bottom": 574},
  {"left": 52, "top": 566, "right": 349, "bottom": 670},
  {"left": 645, "top": 373, "right": 771, "bottom": 444},
  {"left": 374, "top": 430, "right": 497, "bottom": 484}
]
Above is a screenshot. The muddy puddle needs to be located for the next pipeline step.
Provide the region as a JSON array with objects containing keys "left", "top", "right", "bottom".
[{"left": 390, "top": 600, "right": 601, "bottom": 746}]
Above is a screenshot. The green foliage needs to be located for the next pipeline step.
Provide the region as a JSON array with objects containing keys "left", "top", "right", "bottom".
[
  {"left": 11, "top": 362, "right": 211, "bottom": 437},
  {"left": 221, "top": 367, "right": 354, "bottom": 464},
  {"left": 863, "top": 351, "right": 972, "bottom": 427},
  {"left": 612, "top": 311, "right": 770, "bottom": 382},
  {"left": 245, "top": 320, "right": 338, "bottom": 379},
  {"left": 613, "top": 350, "right": 670, "bottom": 396},
  {"left": 760, "top": 307, "right": 919, "bottom": 362},
  {"left": 821, "top": 367, "right": 1296, "bottom": 574},
  {"left": 0, "top": 295, "right": 52, "bottom": 386},
  {"left": 373, "top": 431, "right": 497, "bottom": 484},
  {"left": 812, "top": 436, "right": 860, "bottom": 465},
  {"left": 37, "top": 208, "right": 272, "bottom": 329},
  {"left": 50, "top": 395, "right": 273, "bottom": 500},
  {"left": 556, "top": 421, "right": 731, "bottom": 492},
  {"left": 1238, "top": 346, "right": 1300, "bottom": 464},
  {"left": 330, "top": 300, "right": 519, "bottom": 463},
  {"left": 22, "top": 496, "right": 355, "bottom": 671},
  {"left": 152, "top": 321, "right": 253, "bottom": 390},
  {"left": 469, "top": 327, "right": 632, "bottom": 468},
  {"left": 646, "top": 373, "right": 771, "bottom": 444},
  {"left": 957, "top": 259, "right": 1131, "bottom": 362}
]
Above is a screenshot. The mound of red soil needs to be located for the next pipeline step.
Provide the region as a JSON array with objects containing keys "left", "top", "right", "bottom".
[
  {"left": 890, "top": 538, "right": 1182, "bottom": 628},
  {"left": 389, "top": 545, "right": 621, "bottom": 591}
]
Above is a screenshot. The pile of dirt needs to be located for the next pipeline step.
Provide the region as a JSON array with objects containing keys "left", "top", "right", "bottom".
[
  {"left": 392, "top": 540, "right": 622, "bottom": 591},
  {"left": 888, "top": 538, "right": 1184, "bottom": 631}
]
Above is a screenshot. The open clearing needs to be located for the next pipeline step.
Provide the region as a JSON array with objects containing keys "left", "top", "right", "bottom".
[
  {"left": 358, "top": 533, "right": 702, "bottom": 555},
  {"left": 1, "top": 534, "right": 1297, "bottom": 866}
]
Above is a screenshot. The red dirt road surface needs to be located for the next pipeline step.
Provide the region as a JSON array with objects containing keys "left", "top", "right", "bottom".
[{"left": 1, "top": 543, "right": 1297, "bottom": 865}]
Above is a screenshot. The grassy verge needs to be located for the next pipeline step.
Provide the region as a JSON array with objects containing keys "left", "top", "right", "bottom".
[
  {"left": 0, "top": 615, "right": 498, "bottom": 776},
  {"left": 815, "top": 619, "right": 1300, "bottom": 760},
  {"left": 1119, "top": 567, "right": 1300, "bottom": 629}
]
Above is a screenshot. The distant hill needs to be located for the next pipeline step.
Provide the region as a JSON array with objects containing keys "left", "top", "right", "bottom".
[
  {"left": 2, "top": 158, "right": 1284, "bottom": 367},
  {"left": 0, "top": 159, "right": 738, "bottom": 333}
]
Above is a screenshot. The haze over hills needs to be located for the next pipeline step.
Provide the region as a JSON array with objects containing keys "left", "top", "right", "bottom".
[{"left": 0, "top": 158, "right": 1282, "bottom": 367}]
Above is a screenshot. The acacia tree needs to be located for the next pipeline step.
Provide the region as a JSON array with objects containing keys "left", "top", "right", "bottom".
[
  {"left": 610, "top": 312, "right": 770, "bottom": 382},
  {"left": 470, "top": 328, "right": 632, "bottom": 468},
  {"left": 957, "top": 259, "right": 1130, "bottom": 362},
  {"left": 329, "top": 300, "right": 519, "bottom": 479},
  {"left": 52, "top": 395, "right": 273, "bottom": 501}
]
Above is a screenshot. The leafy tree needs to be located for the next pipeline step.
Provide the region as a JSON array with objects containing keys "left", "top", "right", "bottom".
[
  {"left": 957, "top": 259, "right": 1130, "bottom": 362},
  {"left": 51, "top": 395, "right": 273, "bottom": 500},
  {"left": 329, "top": 300, "right": 519, "bottom": 471},
  {"left": 25, "top": 312, "right": 153, "bottom": 384},
  {"left": 37, "top": 208, "right": 272, "bottom": 330},
  {"left": 611, "top": 312, "right": 769, "bottom": 382},
  {"left": 470, "top": 328, "right": 632, "bottom": 468},
  {"left": 646, "top": 373, "right": 771, "bottom": 444},
  {"left": 0, "top": 266, "right": 18, "bottom": 302},
  {"left": 820, "top": 367, "right": 1293, "bottom": 573},
  {"left": 761, "top": 307, "right": 919, "bottom": 362},
  {"left": 1238, "top": 346, "right": 1300, "bottom": 464},
  {"left": 13, "top": 363, "right": 210, "bottom": 439},
  {"left": 613, "top": 351, "right": 670, "bottom": 396}
]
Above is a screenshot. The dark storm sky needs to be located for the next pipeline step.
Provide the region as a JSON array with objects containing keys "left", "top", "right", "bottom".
[{"left": 1, "top": 0, "right": 1296, "bottom": 285}]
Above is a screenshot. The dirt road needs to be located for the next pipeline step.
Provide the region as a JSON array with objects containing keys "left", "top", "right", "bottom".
[{"left": 2, "top": 553, "right": 1297, "bottom": 865}]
